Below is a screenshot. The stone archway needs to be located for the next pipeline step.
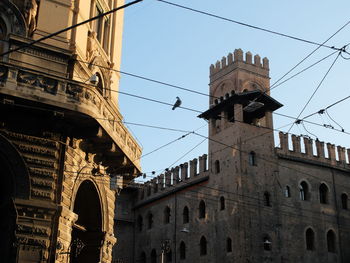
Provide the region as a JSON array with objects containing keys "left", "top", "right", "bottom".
[
  {"left": 0, "top": 134, "right": 30, "bottom": 262},
  {"left": 70, "top": 180, "right": 104, "bottom": 263}
]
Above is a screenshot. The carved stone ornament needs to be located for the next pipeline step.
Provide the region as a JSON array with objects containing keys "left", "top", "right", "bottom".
[
  {"left": 24, "top": 0, "right": 39, "bottom": 36},
  {"left": 0, "top": 1, "right": 26, "bottom": 36}
]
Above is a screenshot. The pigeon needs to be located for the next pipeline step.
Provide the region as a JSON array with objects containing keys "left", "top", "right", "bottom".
[{"left": 172, "top": 96, "right": 182, "bottom": 110}]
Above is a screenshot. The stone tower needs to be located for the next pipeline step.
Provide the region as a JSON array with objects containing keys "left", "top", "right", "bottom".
[{"left": 199, "top": 49, "right": 283, "bottom": 261}]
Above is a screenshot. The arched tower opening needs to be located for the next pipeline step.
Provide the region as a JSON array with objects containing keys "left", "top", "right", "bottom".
[{"left": 70, "top": 180, "right": 104, "bottom": 263}]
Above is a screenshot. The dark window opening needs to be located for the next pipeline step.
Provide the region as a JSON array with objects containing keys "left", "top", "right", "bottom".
[
  {"left": 214, "top": 160, "right": 220, "bottom": 174},
  {"left": 200, "top": 236, "right": 207, "bottom": 256},
  {"left": 264, "top": 192, "right": 271, "bottom": 206},
  {"left": 94, "top": 6, "right": 103, "bottom": 42},
  {"left": 300, "top": 181, "right": 310, "bottom": 201},
  {"left": 285, "top": 186, "right": 291, "bottom": 197},
  {"left": 319, "top": 183, "right": 329, "bottom": 204},
  {"left": 248, "top": 151, "right": 256, "bottom": 166},
  {"left": 164, "top": 206, "right": 171, "bottom": 224},
  {"left": 183, "top": 206, "right": 189, "bottom": 224},
  {"left": 306, "top": 228, "right": 315, "bottom": 251},
  {"left": 151, "top": 249, "right": 157, "bottom": 263},
  {"left": 147, "top": 185, "right": 151, "bottom": 196},
  {"left": 226, "top": 238, "right": 232, "bottom": 253},
  {"left": 220, "top": 196, "right": 225, "bottom": 210},
  {"left": 341, "top": 193, "right": 348, "bottom": 209},
  {"left": 327, "top": 230, "right": 336, "bottom": 253},
  {"left": 180, "top": 241, "right": 186, "bottom": 260},
  {"left": 199, "top": 200, "right": 206, "bottom": 219}
]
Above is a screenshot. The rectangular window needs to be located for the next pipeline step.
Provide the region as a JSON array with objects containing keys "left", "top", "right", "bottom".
[{"left": 94, "top": 6, "right": 103, "bottom": 42}]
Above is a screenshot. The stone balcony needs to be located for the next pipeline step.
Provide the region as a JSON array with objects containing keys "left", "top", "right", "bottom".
[{"left": 0, "top": 62, "right": 142, "bottom": 177}]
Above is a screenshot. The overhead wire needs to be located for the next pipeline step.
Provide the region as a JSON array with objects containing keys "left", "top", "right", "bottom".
[
  {"left": 286, "top": 51, "right": 342, "bottom": 134},
  {"left": 155, "top": 0, "right": 345, "bottom": 52},
  {"left": 0, "top": 0, "right": 144, "bottom": 57}
]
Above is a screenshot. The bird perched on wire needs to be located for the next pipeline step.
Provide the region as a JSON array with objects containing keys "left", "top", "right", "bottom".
[{"left": 172, "top": 96, "right": 182, "bottom": 110}]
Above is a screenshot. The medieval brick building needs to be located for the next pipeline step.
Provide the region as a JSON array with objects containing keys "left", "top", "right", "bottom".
[
  {"left": 0, "top": 0, "right": 141, "bottom": 262},
  {"left": 114, "top": 49, "right": 350, "bottom": 263}
]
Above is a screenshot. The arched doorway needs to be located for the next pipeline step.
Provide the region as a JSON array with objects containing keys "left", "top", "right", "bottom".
[
  {"left": 0, "top": 155, "right": 17, "bottom": 262},
  {"left": 0, "top": 134, "right": 30, "bottom": 262},
  {"left": 70, "top": 180, "right": 104, "bottom": 263}
]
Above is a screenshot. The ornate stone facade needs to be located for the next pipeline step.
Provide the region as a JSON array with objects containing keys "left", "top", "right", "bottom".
[
  {"left": 0, "top": 1, "right": 141, "bottom": 262},
  {"left": 114, "top": 50, "right": 350, "bottom": 263}
]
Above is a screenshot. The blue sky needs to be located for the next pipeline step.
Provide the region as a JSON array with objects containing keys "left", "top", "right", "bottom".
[{"left": 118, "top": 0, "right": 350, "bottom": 180}]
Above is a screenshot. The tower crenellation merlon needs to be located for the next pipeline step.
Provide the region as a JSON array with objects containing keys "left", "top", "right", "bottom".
[
  {"left": 210, "top": 49, "right": 269, "bottom": 79},
  {"left": 136, "top": 154, "right": 208, "bottom": 203},
  {"left": 277, "top": 132, "right": 350, "bottom": 170}
]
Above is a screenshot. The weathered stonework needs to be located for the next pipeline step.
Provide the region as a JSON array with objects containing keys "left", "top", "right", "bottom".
[
  {"left": 0, "top": 1, "right": 140, "bottom": 263},
  {"left": 114, "top": 50, "right": 350, "bottom": 263}
]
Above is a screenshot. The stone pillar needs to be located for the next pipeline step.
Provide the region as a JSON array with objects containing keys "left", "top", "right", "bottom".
[
  {"left": 199, "top": 154, "right": 207, "bottom": 173},
  {"left": 327, "top": 143, "right": 336, "bottom": 164},
  {"left": 315, "top": 140, "right": 325, "bottom": 158},
  {"left": 173, "top": 166, "right": 180, "bottom": 184},
  {"left": 291, "top": 135, "right": 301, "bottom": 153},
  {"left": 55, "top": 206, "right": 78, "bottom": 263},
  {"left": 180, "top": 162, "right": 188, "bottom": 180},
  {"left": 303, "top": 137, "right": 313, "bottom": 157},
  {"left": 279, "top": 132, "right": 288, "bottom": 152},
  {"left": 190, "top": 158, "right": 198, "bottom": 177}
]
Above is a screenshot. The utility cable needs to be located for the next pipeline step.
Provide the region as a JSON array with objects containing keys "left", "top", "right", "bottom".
[
  {"left": 0, "top": 0, "right": 143, "bottom": 57},
  {"left": 156, "top": 0, "right": 345, "bottom": 52},
  {"left": 286, "top": 51, "right": 341, "bottom": 133}
]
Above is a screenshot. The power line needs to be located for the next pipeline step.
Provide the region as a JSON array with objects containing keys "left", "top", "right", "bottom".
[
  {"left": 273, "top": 112, "right": 350, "bottom": 136},
  {"left": 270, "top": 50, "right": 338, "bottom": 90},
  {"left": 156, "top": 0, "right": 345, "bottom": 52},
  {"left": 0, "top": 0, "right": 143, "bottom": 57},
  {"left": 286, "top": 52, "right": 341, "bottom": 133}
]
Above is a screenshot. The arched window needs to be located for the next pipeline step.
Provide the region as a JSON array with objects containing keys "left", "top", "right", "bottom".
[
  {"left": 200, "top": 236, "right": 207, "bottom": 256},
  {"left": 199, "top": 200, "right": 206, "bottom": 219},
  {"left": 305, "top": 228, "right": 315, "bottom": 250},
  {"left": 95, "top": 72, "right": 104, "bottom": 95},
  {"left": 166, "top": 249, "right": 172, "bottom": 262},
  {"left": 214, "top": 160, "right": 220, "bottom": 174},
  {"left": 220, "top": 196, "right": 225, "bottom": 210},
  {"left": 151, "top": 249, "right": 157, "bottom": 263},
  {"left": 140, "top": 251, "right": 146, "bottom": 263},
  {"left": 263, "top": 235, "right": 272, "bottom": 251},
  {"left": 300, "top": 181, "right": 310, "bottom": 201},
  {"left": 164, "top": 206, "right": 171, "bottom": 224},
  {"left": 341, "top": 193, "right": 348, "bottom": 209},
  {"left": 180, "top": 241, "right": 186, "bottom": 260},
  {"left": 327, "top": 230, "right": 336, "bottom": 253},
  {"left": 183, "top": 206, "right": 189, "bottom": 224},
  {"left": 147, "top": 212, "right": 153, "bottom": 229},
  {"left": 137, "top": 215, "right": 143, "bottom": 232},
  {"left": 264, "top": 192, "right": 271, "bottom": 206},
  {"left": 226, "top": 237, "right": 232, "bottom": 253},
  {"left": 285, "top": 186, "right": 291, "bottom": 197},
  {"left": 319, "top": 183, "right": 329, "bottom": 204},
  {"left": 249, "top": 151, "right": 256, "bottom": 166}
]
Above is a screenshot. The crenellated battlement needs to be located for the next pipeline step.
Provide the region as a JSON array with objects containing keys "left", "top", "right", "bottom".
[
  {"left": 276, "top": 132, "right": 350, "bottom": 170},
  {"left": 210, "top": 49, "right": 269, "bottom": 78},
  {"left": 135, "top": 154, "right": 209, "bottom": 204}
]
